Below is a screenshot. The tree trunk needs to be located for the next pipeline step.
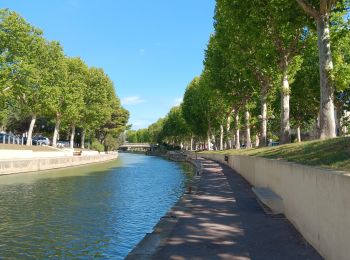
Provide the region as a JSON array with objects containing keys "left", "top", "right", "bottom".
[
  {"left": 297, "top": 126, "right": 301, "bottom": 142},
  {"left": 245, "top": 110, "right": 251, "bottom": 149},
  {"left": 70, "top": 125, "right": 75, "bottom": 149},
  {"left": 226, "top": 115, "right": 232, "bottom": 149},
  {"left": 235, "top": 113, "right": 240, "bottom": 150},
  {"left": 232, "top": 128, "right": 235, "bottom": 147},
  {"left": 220, "top": 125, "right": 224, "bottom": 150},
  {"left": 81, "top": 129, "right": 85, "bottom": 149},
  {"left": 317, "top": 14, "right": 336, "bottom": 139},
  {"left": 255, "top": 134, "right": 260, "bottom": 147},
  {"left": 226, "top": 110, "right": 233, "bottom": 149},
  {"left": 207, "top": 129, "right": 212, "bottom": 150},
  {"left": 316, "top": 112, "right": 321, "bottom": 138},
  {"left": 190, "top": 137, "right": 193, "bottom": 151},
  {"left": 52, "top": 116, "right": 61, "bottom": 147},
  {"left": 280, "top": 71, "right": 291, "bottom": 144},
  {"left": 26, "top": 114, "right": 36, "bottom": 146},
  {"left": 260, "top": 88, "right": 268, "bottom": 147},
  {"left": 212, "top": 135, "right": 217, "bottom": 150}
]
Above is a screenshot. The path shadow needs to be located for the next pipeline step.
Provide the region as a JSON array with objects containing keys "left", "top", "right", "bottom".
[{"left": 153, "top": 159, "right": 322, "bottom": 260}]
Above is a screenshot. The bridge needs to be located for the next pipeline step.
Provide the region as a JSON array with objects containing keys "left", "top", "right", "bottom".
[{"left": 119, "top": 143, "right": 151, "bottom": 151}]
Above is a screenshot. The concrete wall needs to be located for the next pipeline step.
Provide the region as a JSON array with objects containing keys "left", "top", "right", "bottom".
[
  {"left": 0, "top": 153, "right": 117, "bottom": 175},
  {"left": 81, "top": 150, "right": 100, "bottom": 156},
  {"left": 201, "top": 153, "right": 350, "bottom": 260},
  {"left": 0, "top": 149, "right": 74, "bottom": 159}
]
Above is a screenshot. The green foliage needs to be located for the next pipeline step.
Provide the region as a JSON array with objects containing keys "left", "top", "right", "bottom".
[
  {"left": 91, "top": 139, "right": 104, "bottom": 152},
  {"left": 144, "top": 0, "right": 350, "bottom": 148},
  {"left": 0, "top": 9, "right": 129, "bottom": 146},
  {"left": 159, "top": 106, "right": 191, "bottom": 145},
  {"left": 104, "top": 133, "right": 118, "bottom": 151}
]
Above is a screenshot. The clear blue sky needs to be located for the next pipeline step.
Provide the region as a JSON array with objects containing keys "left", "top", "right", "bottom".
[{"left": 3, "top": 0, "right": 215, "bottom": 129}]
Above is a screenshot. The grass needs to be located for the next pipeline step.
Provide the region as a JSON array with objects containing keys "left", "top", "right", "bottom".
[
  {"left": 0, "top": 144, "right": 58, "bottom": 152},
  {"left": 200, "top": 137, "right": 350, "bottom": 172}
]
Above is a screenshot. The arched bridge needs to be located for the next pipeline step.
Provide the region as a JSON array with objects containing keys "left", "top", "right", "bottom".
[{"left": 119, "top": 143, "right": 151, "bottom": 151}]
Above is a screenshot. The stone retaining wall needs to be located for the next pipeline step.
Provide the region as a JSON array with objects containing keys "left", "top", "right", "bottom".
[
  {"left": 200, "top": 153, "right": 350, "bottom": 260},
  {"left": 0, "top": 153, "right": 117, "bottom": 175},
  {"left": 0, "top": 149, "right": 73, "bottom": 159}
]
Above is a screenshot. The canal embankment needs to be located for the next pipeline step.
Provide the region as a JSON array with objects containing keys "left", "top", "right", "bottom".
[
  {"left": 0, "top": 150, "right": 117, "bottom": 175},
  {"left": 200, "top": 152, "right": 350, "bottom": 260}
]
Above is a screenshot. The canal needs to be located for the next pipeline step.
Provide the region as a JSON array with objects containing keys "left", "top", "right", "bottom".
[{"left": 0, "top": 153, "right": 194, "bottom": 259}]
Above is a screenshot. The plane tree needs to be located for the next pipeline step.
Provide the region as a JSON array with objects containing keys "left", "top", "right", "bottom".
[
  {"left": 0, "top": 10, "right": 54, "bottom": 145},
  {"left": 62, "top": 57, "right": 88, "bottom": 148},
  {"left": 160, "top": 106, "right": 191, "bottom": 148},
  {"left": 214, "top": 0, "right": 279, "bottom": 147},
  {"left": 296, "top": 0, "right": 350, "bottom": 139}
]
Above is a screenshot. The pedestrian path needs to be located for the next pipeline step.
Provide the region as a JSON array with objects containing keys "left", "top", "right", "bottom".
[{"left": 153, "top": 158, "right": 322, "bottom": 260}]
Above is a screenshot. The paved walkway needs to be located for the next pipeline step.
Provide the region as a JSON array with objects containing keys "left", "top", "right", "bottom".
[{"left": 153, "top": 158, "right": 322, "bottom": 260}]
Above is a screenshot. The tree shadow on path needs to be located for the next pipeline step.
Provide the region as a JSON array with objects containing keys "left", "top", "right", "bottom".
[{"left": 153, "top": 159, "right": 322, "bottom": 260}]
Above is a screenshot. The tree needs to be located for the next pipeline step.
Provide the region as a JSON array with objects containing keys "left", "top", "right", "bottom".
[
  {"left": 290, "top": 33, "right": 320, "bottom": 141},
  {"left": 63, "top": 57, "right": 88, "bottom": 148},
  {"left": 160, "top": 106, "right": 191, "bottom": 147},
  {"left": 296, "top": 0, "right": 350, "bottom": 139},
  {"left": 44, "top": 45, "right": 68, "bottom": 147},
  {"left": 0, "top": 9, "right": 53, "bottom": 145},
  {"left": 182, "top": 76, "right": 228, "bottom": 150},
  {"left": 213, "top": 0, "right": 279, "bottom": 147},
  {"left": 80, "top": 67, "right": 114, "bottom": 148}
]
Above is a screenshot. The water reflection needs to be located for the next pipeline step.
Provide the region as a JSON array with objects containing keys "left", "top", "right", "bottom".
[{"left": 0, "top": 153, "right": 194, "bottom": 259}]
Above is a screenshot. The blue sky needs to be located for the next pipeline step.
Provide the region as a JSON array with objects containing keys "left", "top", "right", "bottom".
[{"left": 3, "top": 0, "right": 215, "bottom": 129}]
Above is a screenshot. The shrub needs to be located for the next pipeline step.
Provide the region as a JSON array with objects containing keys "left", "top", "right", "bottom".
[{"left": 91, "top": 139, "right": 104, "bottom": 152}]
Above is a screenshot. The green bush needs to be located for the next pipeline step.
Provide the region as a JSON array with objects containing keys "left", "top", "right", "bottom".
[
  {"left": 91, "top": 139, "right": 104, "bottom": 152},
  {"left": 104, "top": 134, "right": 118, "bottom": 151}
]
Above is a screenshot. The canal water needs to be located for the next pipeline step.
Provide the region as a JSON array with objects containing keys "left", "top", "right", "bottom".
[{"left": 0, "top": 153, "right": 194, "bottom": 259}]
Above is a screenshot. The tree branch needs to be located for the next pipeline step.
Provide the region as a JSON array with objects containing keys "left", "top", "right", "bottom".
[
  {"left": 296, "top": 0, "right": 319, "bottom": 19},
  {"left": 288, "top": 29, "right": 302, "bottom": 58},
  {"left": 321, "top": 0, "right": 339, "bottom": 13}
]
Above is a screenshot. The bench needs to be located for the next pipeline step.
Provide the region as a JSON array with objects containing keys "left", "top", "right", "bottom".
[
  {"left": 73, "top": 150, "right": 82, "bottom": 156},
  {"left": 252, "top": 187, "right": 284, "bottom": 215}
]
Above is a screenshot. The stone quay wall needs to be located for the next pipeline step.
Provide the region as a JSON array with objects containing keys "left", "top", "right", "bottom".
[
  {"left": 0, "top": 153, "right": 117, "bottom": 175},
  {"left": 200, "top": 152, "right": 350, "bottom": 260}
]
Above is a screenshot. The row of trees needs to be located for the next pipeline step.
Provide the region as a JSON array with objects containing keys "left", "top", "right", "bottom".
[
  {"left": 128, "top": 0, "right": 350, "bottom": 150},
  {"left": 0, "top": 9, "right": 129, "bottom": 149}
]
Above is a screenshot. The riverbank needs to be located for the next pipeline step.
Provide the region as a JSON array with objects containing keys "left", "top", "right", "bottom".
[
  {"left": 0, "top": 152, "right": 118, "bottom": 175},
  {"left": 127, "top": 158, "right": 321, "bottom": 259}
]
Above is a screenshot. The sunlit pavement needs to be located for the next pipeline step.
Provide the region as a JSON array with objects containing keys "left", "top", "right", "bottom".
[{"left": 153, "top": 159, "right": 322, "bottom": 260}]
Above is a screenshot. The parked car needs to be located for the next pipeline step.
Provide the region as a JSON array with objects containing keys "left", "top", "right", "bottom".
[{"left": 32, "top": 136, "right": 50, "bottom": 146}]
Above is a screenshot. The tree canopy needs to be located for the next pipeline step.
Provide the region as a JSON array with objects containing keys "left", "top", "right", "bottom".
[
  {"left": 0, "top": 9, "right": 129, "bottom": 150},
  {"left": 131, "top": 0, "right": 350, "bottom": 151}
]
